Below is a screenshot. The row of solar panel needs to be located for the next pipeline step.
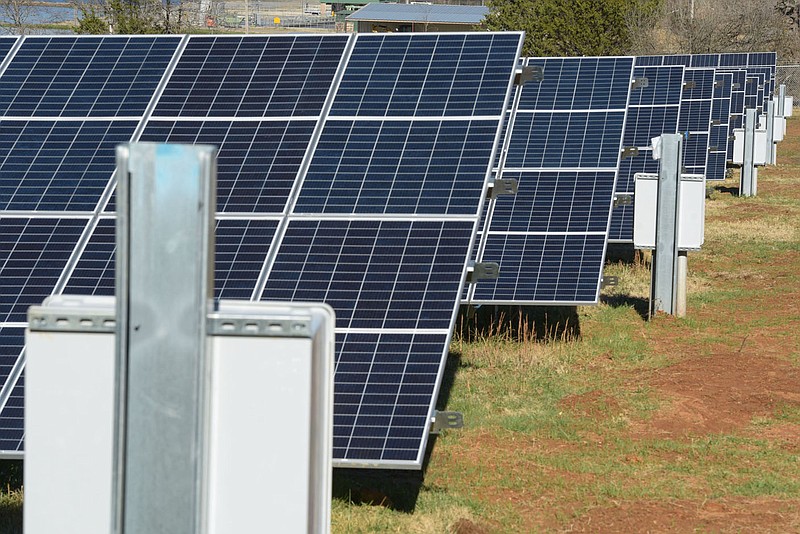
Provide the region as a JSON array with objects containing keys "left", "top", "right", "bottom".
[{"left": 0, "top": 36, "right": 779, "bottom": 468}]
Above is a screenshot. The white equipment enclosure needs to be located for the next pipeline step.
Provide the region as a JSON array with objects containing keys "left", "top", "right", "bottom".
[
  {"left": 25, "top": 296, "right": 334, "bottom": 534},
  {"left": 633, "top": 173, "right": 706, "bottom": 251}
]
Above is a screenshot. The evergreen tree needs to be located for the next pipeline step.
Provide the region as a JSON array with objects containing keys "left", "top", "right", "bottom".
[{"left": 484, "top": 0, "right": 651, "bottom": 56}]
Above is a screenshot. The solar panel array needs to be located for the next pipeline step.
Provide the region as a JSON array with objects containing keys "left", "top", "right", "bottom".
[
  {"left": 609, "top": 65, "right": 684, "bottom": 242},
  {"left": 0, "top": 33, "right": 523, "bottom": 468},
  {"left": 0, "top": 37, "right": 781, "bottom": 466},
  {"left": 466, "top": 56, "right": 634, "bottom": 305}
]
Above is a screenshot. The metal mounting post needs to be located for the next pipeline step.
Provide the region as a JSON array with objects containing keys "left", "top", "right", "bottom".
[
  {"left": 114, "top": 143, "right": 217, "bottom": 534},
  {"left": 766, "top": 99, "right": 776, "bottom": 165},
  {"left": 778, "top": 84, "right": 786, "bottom": 117},
  {"left": 650, "top": 134, "right": 682, "bottom": 318},
  {"left": 741, "top": 108, "right": 757, "bottom": 197}
]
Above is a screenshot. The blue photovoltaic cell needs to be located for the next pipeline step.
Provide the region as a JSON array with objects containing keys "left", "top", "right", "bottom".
[
  {"left": 0, "top": 37, "right": 16, "bottom": 63},
  {"left": 504, "top": 112, "right": 625, "bottom": 169},
  {"left": 0, "top": 36, "right": 180, "bottom": 117},
  {"left": 634, "top": 56, "right": 663, "bottom": 67},
  {"left": 154, "top": 35, "right": 348, "bottom": 118},
  {"left": 719, "top": 53, "right": 750, "bottom": 68},
  {"left": 0, "top": 371, "right": 23, "bottom": 452},
  {"left": 295, "top": 120, "right": 497, "bottom": 215},
  {"left": 662, "top": 55, "right": 691, "bottom": 66},
  {"left": 330, "top": 33, "right": 520, "bottom": 117},
  {"left": 489, "top": 171, "right": 617, "bottom": 233},
  {"left": 609, "top": 154, "right": 660, "bottom": 242},
  {"left": 520, "top": 57, "right": 633, "bottom": 110},
  {"left": 679, "top": 69, "right": 714, "bottom": 175},
  {"left": 683, "top": 133, "right": 710, "bottom": 174},
  {"left": 64, "top": 218, "right": 279, "bottom": 300},
  {"left": 678, "top": 100, "right": 712, "bottom": 132},
  {"left": 0, "top": 328, "right": 23, "bottom": 404},
  {"left": 0, "top": 120, "right": 137, "bottom": 211},
  {"left": 0, "top": 217, "right": 86, "bottom": 323},
  {"left": 622, "top": 106, "right": 680, "bottom": 148},
  {"left": 629, "top": 66, "right": 684, "bottom": 106},
  {"left": 690, "top": 54, "right": 719, "bottom": 68},
  {"left": 263, "top": 219, "right": 474, "bottom": 330},
  {"left": 706, "top": 152, "right": 727, "bottom": 180},
  {"left": 333, "top": 331, "right": 447, "bottom": 462},
  {"left": 472, "top": 234, "right": 606, "bottom": 303},
  {"left": 139, "top": 120, "right": 316, "bottom": 213}
]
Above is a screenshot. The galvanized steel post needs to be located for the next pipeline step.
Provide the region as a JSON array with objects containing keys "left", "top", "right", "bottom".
[
  {"left": 114, "top": 143, "right": 217, "bottom": 534},
  {"left": 741, "top": 108, "right": 757, "bottom": 197},
  {"left": 650, "top": 133, "right": 682, "bottom": 317}
]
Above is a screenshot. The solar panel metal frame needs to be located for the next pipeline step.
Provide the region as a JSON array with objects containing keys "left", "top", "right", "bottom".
[{"left": 467, "top": 55, "right": 635, "bottom": 305}]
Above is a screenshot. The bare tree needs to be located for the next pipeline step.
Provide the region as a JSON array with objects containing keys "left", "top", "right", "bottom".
[
  {"left": 627, "top": 0, "right": 793, "bottom": 56},
  {"left": 0, "top": 0, "right": 39, "bottom": 34}
]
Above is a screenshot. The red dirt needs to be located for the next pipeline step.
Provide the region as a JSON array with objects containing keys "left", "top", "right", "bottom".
[
  {"left": 633, "top": 353, "right": 800, "bottom": 439},
  {"left": 566, "top": 498, "right": 800, "bottom": 533}
]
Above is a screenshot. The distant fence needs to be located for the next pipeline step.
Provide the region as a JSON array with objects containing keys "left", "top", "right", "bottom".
[{"left": 777, "top": 65, "right": 800, "bottom": 101}]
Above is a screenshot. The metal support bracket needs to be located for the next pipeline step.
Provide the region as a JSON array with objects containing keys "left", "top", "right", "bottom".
[
  {"left": 515, "top": 65, "right": 543, "bottom": 85},
  {"left": 430, "top": 411, "right": 463, "bottom": 434},
  {"left": 621, "top": 146, "right": 639, "bottom": 159},
  {"left": 714, "top": 79, "right": 725, "bottom": 88},
  {"left": 708, "top": 145, "right": 718, "bottom": 152},
  {"left": 631, "top": 77, "right": 649, "bottom": 90},
  {"left": 207, "top": 314, "right": 312, "bottom": 338},
  {"left": 613, "top": 192, "right": 632, "bottom": 208},
  {"left": 732, "top": 83, "right": 741, "bottom": 89},
  {"left": 600, "top": 276, "right": 619, "bottom": 289},
  {"left": 466, "top": 262, "right": 500, "bottom": 283},
  {"left": 683, "top": 80, "right": 696, "bottom": 90},
  {"left": 711, "top": 119, "right": 721, "bottom": 126},
  {"left": 489, "top": 177, "right": 518, "bottom": 199}
]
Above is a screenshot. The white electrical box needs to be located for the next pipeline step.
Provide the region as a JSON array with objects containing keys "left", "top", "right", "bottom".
[
  {"left": 732, "top": 128, "right": 767, "bottom": 165},
  {"left": 774, "top": 117, "right": 786, "bottom": 142},
  {"left": 786, "top": 96, "right": 794, "bottom": 116},
  {"left": 633, "top": 173, "right": 706, "bottom": 251},
  {"left": 25, "top": 296, "right": 335, "bottom": 534}
]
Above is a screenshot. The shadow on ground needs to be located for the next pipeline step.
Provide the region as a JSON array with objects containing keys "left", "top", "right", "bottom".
[
  {"left": 454, "top": 305, "right": 581, "bottom": 342},
  {"left": 713, "top": 184, "right": 740, "bottom": 196},
  {"left": 600, "top": 294, "right": 650, "bottom": 320}
]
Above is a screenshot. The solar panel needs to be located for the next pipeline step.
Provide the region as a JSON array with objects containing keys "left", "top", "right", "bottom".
[
  {"left": 154, "top": 35, "right": 349, "bottom": 118},
  {"left": 0, "top": 37, "right": 17, "bottom": 65},
  {"left": 679, "top": 68, "right": 714, "bottom": 177},
  {"left": 64, "top": 218, "right": 281, "bottom": 300},
  {"left": 0, "top": 371, "right": 23, "bottom": 453},
  {"left": 707, "top": 72, "right": 733, "bottom": 180},
  {"left": 0, "top": 327, "right": 23, "bottom": 410},
  {"left": 0, "top": 33, "right": 523, "bottom": 468},
  {"left": 139, "top": 120, "right": 316, "bottom": 213},
  {"left": 468, "top": 56, "right": 634, "bottom": 304},
  {"left": 0, "top": 120, "right": 138, "bottom": 211},
  {"left": 0, "top": 36, "right": 181, "bottom": 118},
  {"left": 263, "top": 32, "right": 522, "bottom": 465},
  {"left": 609, "top": 65, "right": 684, "bottom": 242},
  {"left": 0, "top": 217, "right": 88, "bottom": 324}
]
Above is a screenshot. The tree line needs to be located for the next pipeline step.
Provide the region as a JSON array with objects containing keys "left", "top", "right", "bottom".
[{"left": 1, "top": 0, "right": 799, "bottom": 62}]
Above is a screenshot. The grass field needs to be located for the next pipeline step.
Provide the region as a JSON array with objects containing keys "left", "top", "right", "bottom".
[{"left": 2, "top": 116, "right": 799, "bottom": 533}]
